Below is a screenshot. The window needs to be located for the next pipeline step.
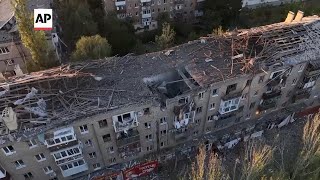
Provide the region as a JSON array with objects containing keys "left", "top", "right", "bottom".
[
  {"left": 298, "top": 64, "right": 303, "bottom": 72},
  {"left": 60, "top": 160, "right": 85, "bottom": 171},
  {"left": 109, "top": 158, "right": 116, "bottom": 163},
  {"left": 178, "top": 97, "right": 188, "bottom": 104},
  {"left": 144, "top": 122, "right": 151, "bottom": 128},
  {"left": 146, "top": 145, "right": 153, "bottom": 151},
  {"left": 254, "top": 91, "right": 259, "bottom": 96},
  {"left": 292, "top": 78, "right": 297, "bottom": 85},
  {"left": 35, "top": 153, "right": 46, "bottom": 161},
  {"left": 160, "top": 142, "right": 165, "bottom": 147},
  {"left": 226, "top": 84, "right": 237, "bottom": 95},
  {"left": 160, "top": 130, "right": 167, "bottom": 136},
  {"left": 245, "top": 79, "right": 252, "bottom": 87},
  {"left": 102, "top": 134, "right": 111, "bottom": 142},
  {"left": 160, "top": 117, "right": 167, "bottom": 124},
  {"left": 0, "top": 47, "right": 10, "bottom": 55},
  {"left": 117, "top": 113, "right": 131, "bottom": 123},
  {"left": 219, "top": 97, "right": 240, "bottom": 114},
  {"left": 43, "top": 166, "right": 53, "bottom": 174},
  {"left": 212, "top": 89, "right": 218, "bottom": 96},
  {"left": 242, "top": 93, "right": 248, "bottom": 99},
  {"left": 79, "top": 124, "right": 88, "bottom": 134},
  {"left": 89, "top": 152, "right": 96, "bottom": 159},
  {"left": 143, "top": 108, "right": 150, "bottom": 115},
  {"left": 198, "top": 92, "right": 204, "bottom": 99},
  {"left": 208, "top": 115, "right": 215, "bottom": 121},
  {"left": 93, "top": 163, "right": 101, "bottom": 170},
  {"left": 27, "top": 139, "right": 37, "bottom": 148},
  {"left": 2, "top": 145, "right": 15, "bottom": 155},
  {"left": 206, "top": 127, "right": 211, "bottom": 132},
  {"left": 109, "top": 146, "right": 114, "bottom": 153},
  {"left": 266, "top": 86, "right": 272, "bottom": 93},
  {"left": 98, "top": 119, "right": 108, "bottom": 128},
  {"left": 145, "top": 134, "right": 152, "bottom": 141},
  {"left": 85, "top": 139, "right": 93, "bottom": 146},
  {"left": 210, "top": 103, "right": 215, "bottom": 110},
  {"left": 23, "top": 172, "right": 33, "bottom": 179},
  {"left": 195, "top": 119, "right": 200, "bottom": 124},
  {"left": 5, "top": 59, "right": 14, "bottom": 65},
  {"left": 249, "top": 102, "right": 255, "bottom": 109},
  {"left": 14, "top": 160, "right": 25, "bottom": 169},
  {"left": 194, "top": 131, "right": 198, "bottom": 135},
  {"left": 196, "top": 106, "right": 202, "bottom": 114},
  {"left": 258, "top": 75, "right": 265, "bottom": 83}
]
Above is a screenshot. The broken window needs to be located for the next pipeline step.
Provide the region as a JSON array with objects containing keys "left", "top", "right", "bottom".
[
  {"left": 245, "top": 79, "right": 252, "bottom": 87},
  {"left": 178, "top": 97, "right": 189, "bottom": 104},
  {"left": 2, "top": 145, "right": 15, "bottom": 155},
  {"left": 110, "top": 158, "right": 116, "bottom": 163},
  {"left": 89, "top": 152, "right": 96, "bottom": 159},
  {"left": 249, "top": 102, "right": 255, "bottom": 109},
  {"left": 117, "top": 113, "right": 131, "bottom": 123},
  {"left": 207, "top": 115, "right": 215, "bottom": 121},
  {"left": 160, "top": 117, "right": 167, "bottom": 124},
  {"left": 210, "top": 103, "right": 215, "bottom": 110},
  {"left": 79, "top": 124, "right": 88, "bottom": 134},
  {"left": 258, "top": 75, "right": 265, "bottom": 83},
  {"left": 160, "top": 130, "right": 167, "bottom": 135},
  {"left": 254, "top": 91, "right": 259, "bottom": 96},
  {"left": 145, "top": 134, "right": 152, "bottom": 141},
  {"left": 198, "top": 92, "right": 204, "bottom": 99},
  {"left": 160, "top": 142, "right": 165, "bottom": 147},
  {"left": 109, "top": 146, "right": 114, "bottom": 153},
  {"left": 219, "top": 97, "right": 240, "bottom": 114},
  {"left": 98, "top": 119, "right": 108, "bottom": 128},
  {"left": 144, "top": 122, "right": 151, "bottom": 128},
  {"left": 102, "top": 134, "right": 111, "bottom": 142},
  {"left": 146, "top": 145, "right": 153, "bottom": 151},
  {"left": 195, "top": 119, "right": 200, "bottom": 124},
  {"left": 212, "top": 89, "right": 218, "bottom": 96},
  {"left": 226, "top": 84, "right": 237, "bottom": 95},
  {"left": 143, "top": 108, "right": 150, "bottom": 115},
  {"left": 292, "top": 78, "right": 297, "bottom": 85},
  {"left": 196, "top": 106, "right": 202, "bottom": 114}
]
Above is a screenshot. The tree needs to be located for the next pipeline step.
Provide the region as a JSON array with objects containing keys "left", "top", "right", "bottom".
[
  {"left": 155, "top": 22, "right": 175, "bottom": 49},
  {"left": 14, "top": 0, "right": 57, "bottom": 72},
  {"left": 190, "top": 145, "right": 206, "bottom": 180},
  {"left": 56, "top": 0, "right": 98, "bottom": 50},
  {"left": 71, "top": 35, "right": 111, "bottom": 61}
]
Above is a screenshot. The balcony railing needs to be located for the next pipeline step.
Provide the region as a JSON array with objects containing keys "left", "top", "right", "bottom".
[
  {"left": 61, "top": 163, "right": 88, "bottom": 177},
  {"left": 48, "top": 140, "right": 79, "bottom": 152},
  {"left": 119, "top": 147, "right": 141, "bottom": 158},
  {"left": 262, "top": 90, "right": 281, "bottom": 100},
  {"left": 116, "top": 134, "right": 140, "bottom": 147},
  {"left": 258, "top": 101, "right": 277, "bottom": 111},
  {"left": 56, "top": 154, "right": 83, "bottom": 166},
  {"left": 222, "top": 91, "right": 242, "bottom": 101},
  {"left": 292, "top": 90, "right": 311, "bottom": 103}
]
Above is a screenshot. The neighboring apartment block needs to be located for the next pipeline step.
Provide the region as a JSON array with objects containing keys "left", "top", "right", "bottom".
[
  {"left": 242, "top": 0, "right": 306, "bottom": 8},
  {"left": 104, "top": 0, "right": 205, "bottom": 31},
  {"left": 0, "top": 0, "right": 62, "bottom": 79},
  {"left": 0, "top": 12, "right": 320, "bottom": 179}
]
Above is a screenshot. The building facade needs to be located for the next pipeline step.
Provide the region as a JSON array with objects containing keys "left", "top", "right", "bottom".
[
  {"left": 242, "top": 0, "right": 306, "bottom": 8},
  {"left": 0, "top": 13, "right": 320, "bottom": 180},
  {"left": 104, "top": 0, "right": 205, "bottom": 31}
]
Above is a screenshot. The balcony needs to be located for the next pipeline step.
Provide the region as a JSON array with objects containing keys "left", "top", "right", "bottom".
[
  {"left": 118, "top": 141, "right": 141, "bottom": 158},
  {"left": 292, "top": 90, "right": 311, "bottom": 103},
  {"left": 119, "top": 146, "right": 141, "bottom": 158},
  {"left": 112, "top": 112, "right": 138, "bottom": 133},
  {"left": 56, "top": 154, "right": 83, "bottom": 166},
  {"left": 262, "top": 90, "right": 281, "bottom": 100},
  {"left": 48, "top": 140, "right": 79, "bottom": 152},
  {"left": 116, "top": 130, "right": 140, "bottom": 147},
  {"left": 61, "top": 162, "right": 88, "bottom": 177},
  {"left": 141, "top": 0, "right": 151, "bottom": 2},
  {"left": 258, "top": 101, "right": 277, "bottom": 111},
  {"left": 115, "top": 0, "right": 125, "bottom": 6},
  {"left": 173, "top": 111, "right": 195, "bottom": 129},
  {"left": 222, "top": 91, "right": 242, "bottom": 101}
]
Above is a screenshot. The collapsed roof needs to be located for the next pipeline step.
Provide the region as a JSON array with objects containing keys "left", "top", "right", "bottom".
[{"left": 0, "top": 15, "right": 320, "bottom": 142}]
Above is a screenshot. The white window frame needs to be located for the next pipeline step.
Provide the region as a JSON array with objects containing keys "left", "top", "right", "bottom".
[
  {"left": 43, "top": 166, "right": 53, "bottom": 174},
  {"left": 219, "top": 97, "right": 240, "bottom": 114},
  {"left": 14, "top": 160, "right": 25, "bottom": 169},
  {"left": 93, "top": 163, "right": 101, "bottom": 170},
  {"left": 35, "top": 153, "right": 46, "bottom": 162},
  {"left": 53, "top": 146, "right": 81, "bottom": 161},
  {"left": 210, "top": 103, "right": 215, "bottom": 110},
  {"left": 79, "top": 124, "right": 89, "bottom": 134},
  {"left": 212, "top": 89, "right": 218, "bottom": 97},
  {"left": 2, "top": 146, "right": 15, "bottom": 156},
  {"left": 27, "top": 139, "right": 38, "bottom": 149},
  {"left": 88, "top": 152, "right": 96, "bottom": 159},
  {"left": 198, "top": 92, "right": 204, "bottom": 99}
]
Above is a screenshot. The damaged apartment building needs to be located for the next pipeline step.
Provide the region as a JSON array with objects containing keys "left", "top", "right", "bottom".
[{"left": 0, "top": 11, "right": 320, "bottom": 180}]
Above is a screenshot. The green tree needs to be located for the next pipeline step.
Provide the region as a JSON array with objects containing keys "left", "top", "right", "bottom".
[
  {"left": 100, "top": 14, "right": 138, "bottom": 55},
  {"left": 14, "top": 0, "right": 57, "bottom": 72},
  {"left": 71, "top": 35, "right": 111, "bottom": 61},
  {"left": 155, "top": 22, "right": 175, "bottom": 49},
  {"left": 56, "top": 0, "right": 98, "bottom": 50}
]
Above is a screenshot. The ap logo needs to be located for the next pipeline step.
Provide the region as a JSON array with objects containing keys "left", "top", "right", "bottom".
[{"left": 34, "top": 9, "right": 52, "bottom": 30}]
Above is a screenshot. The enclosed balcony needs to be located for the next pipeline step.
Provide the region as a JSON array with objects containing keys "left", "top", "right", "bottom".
[
  {"left": 262, "top": 90, "right": 281, "bottom": 100},
  {"left": 116, "top": 129, "right": 140, "bottom": 147},
  {"left": 45, "top": 127, "right": 79, "bottom": 152},
  {"left": 115, "top": 0, "right": 125, "bottom": 6},
  {"left": 60, "top": 159, "right": 88, "bottom": 177}
]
